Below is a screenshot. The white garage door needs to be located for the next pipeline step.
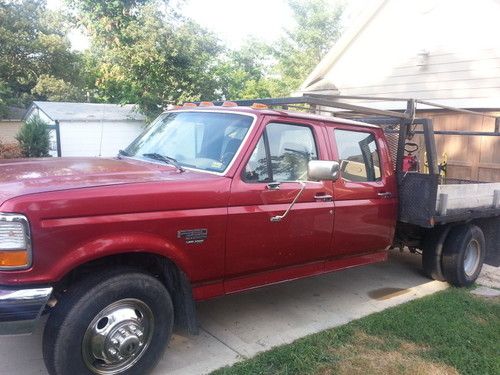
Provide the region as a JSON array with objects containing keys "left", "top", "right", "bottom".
[{"left": 60, "top": 121, "right": 144, "bottom": 157}]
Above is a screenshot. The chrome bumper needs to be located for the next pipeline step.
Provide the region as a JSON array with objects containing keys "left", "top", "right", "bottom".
[{"left": 0, "top": 286, "right": 52, "bottom": 335}]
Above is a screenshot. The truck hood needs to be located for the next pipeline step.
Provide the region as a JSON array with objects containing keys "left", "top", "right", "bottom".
[{"left": 0, "top": 157, "right": 208, "bottom": 205}]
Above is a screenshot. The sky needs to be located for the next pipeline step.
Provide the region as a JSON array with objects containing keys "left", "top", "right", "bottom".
[
  {"left": 183, "top": 0, "right": 294, "bottom": 48},
  {"left": 46, "top": 0, "right": 359, "bottom": 51}
]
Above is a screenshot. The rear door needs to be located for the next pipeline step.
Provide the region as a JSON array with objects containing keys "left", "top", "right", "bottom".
[
  {"left": 328, "top": 125, "right": 398, "bottom": 256},
  {"left": 225, "top": 117, "right": 334, "bottom": 291}
]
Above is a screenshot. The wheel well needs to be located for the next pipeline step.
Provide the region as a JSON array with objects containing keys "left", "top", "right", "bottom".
[{"left": 53, "top": 252, "right": 199, "bottom": 335}]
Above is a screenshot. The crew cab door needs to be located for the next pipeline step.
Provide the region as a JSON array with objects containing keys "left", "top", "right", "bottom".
[
  {"left": 225, "top": 117, "right": 334, "bottom": 292},
  {"left": 328, "top": 126, "right": 398, "bottom": 257}
]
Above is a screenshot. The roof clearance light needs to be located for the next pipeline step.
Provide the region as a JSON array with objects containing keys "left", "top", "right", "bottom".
[
  {"left": 199, "top": 101, "right": 214, "bottom": 107},
  {"left": 251, "top": 103, "right": 269, "bottom": 109},
  {"left": 183, "top": 103, "right": 197, "bottom": 107},
  {"left": 222, "top": 101, "right": 238, "bottom": 107}
]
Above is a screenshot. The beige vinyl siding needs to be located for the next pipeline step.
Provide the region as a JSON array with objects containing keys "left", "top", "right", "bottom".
[
  {"left": 0, "top": 121, "right": 22, "bottom": 143},
  {"left": 306, "top": 0, "right": 500, "bottom": 102}
]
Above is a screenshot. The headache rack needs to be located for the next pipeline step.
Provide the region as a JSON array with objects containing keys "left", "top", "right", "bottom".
[{"left": 203, "top": 94, "right": 500, "bottom": 228}]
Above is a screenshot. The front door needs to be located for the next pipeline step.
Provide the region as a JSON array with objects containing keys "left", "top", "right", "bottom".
[{"left": 225, "top": 119, "right": 334, "bottom": 292}]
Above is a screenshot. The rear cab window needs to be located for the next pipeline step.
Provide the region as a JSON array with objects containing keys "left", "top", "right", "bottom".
[{"left": 332, "top": 128, "right": 382, "bottom": 182}]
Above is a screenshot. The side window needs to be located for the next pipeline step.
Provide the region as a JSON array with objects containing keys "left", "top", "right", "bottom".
[
  {"left": 244, "top": 123, "right": 318, "bottom": 182},
  {"left": 334, "top": 129, "right": 381, "bottom": 182}
]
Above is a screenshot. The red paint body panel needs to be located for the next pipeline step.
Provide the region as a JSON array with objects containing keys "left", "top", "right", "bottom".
[
  {"left": 0, "top": 108, "right": 397, "bottom": 303},
  {"left": 226, "top": 115, "right": 334, "bottom": 282},
  {"left": 327, "top": 125, "right": 398, "bottom": 257},
  {"left": 0, "top": 158, "right": 230, "bottom": 285}
]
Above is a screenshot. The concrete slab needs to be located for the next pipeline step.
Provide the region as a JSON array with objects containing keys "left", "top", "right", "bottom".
[
  {"left": 471, "top": 286, "right": 500, "bottom": 298},
  {"left": 476, "top": 264, "right": 500, "bottom": 289},
  {"left": 0, "top": 251, "right": 450, "bottom": 375}
]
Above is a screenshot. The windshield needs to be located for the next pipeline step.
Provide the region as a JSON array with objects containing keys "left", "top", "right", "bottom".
[{"left": 125, "top": 111, "right": 254, "bottom": 173}]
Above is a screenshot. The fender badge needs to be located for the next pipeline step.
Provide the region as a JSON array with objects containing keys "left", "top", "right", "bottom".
[{"left": 177, "top": 229, "right": 208, "bottom": 244}]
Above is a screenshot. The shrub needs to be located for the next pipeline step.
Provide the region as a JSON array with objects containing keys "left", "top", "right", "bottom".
[
  {"left": 0, "top": 139, "right": 23, "bottom": 159},
  {"left": 16, "top": 115, "right": 51, "bottom": 158}
]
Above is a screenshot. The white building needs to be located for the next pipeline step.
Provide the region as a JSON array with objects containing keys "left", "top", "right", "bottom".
[
  {"left": 300, "top": 0, "right": 500, "bottom": 182},
  {"left": 25, "top": 101, "right": 146, "bottom": 157},
  {"left": 301, "top": 0, "right": 500, "bottom": 106}
]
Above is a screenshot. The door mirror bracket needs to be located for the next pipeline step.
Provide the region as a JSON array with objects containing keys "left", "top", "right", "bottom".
[
  {"left": 270, "top": 181, "right": 306, "bottom": 222},
  {"left": 308, "top": 160, "right": 340, "bottom": 181}
]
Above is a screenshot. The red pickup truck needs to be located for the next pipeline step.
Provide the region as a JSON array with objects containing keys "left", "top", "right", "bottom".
[{"left": 0, "top": 99, "right": 498, "bottom": 375}]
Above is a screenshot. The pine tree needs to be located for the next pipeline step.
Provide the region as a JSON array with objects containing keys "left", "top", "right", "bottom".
[{"left": 16, "top": 115, "right": 51, "bottom": 158}]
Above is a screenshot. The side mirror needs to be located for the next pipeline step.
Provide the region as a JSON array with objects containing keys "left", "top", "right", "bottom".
[{"left": 308, "top": 160, "right": 340, "bottom": 181}]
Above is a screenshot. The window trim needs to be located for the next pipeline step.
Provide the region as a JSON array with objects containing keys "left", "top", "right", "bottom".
[
  {"left": 241, "top": 121, "right": 319, "bottom": 184},
  {"left": 332, "top": 127, "right": 383, "bottom": 183}
]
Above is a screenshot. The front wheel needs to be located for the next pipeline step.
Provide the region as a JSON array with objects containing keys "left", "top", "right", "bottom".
[
  {"left": 43, "top": 268, "right": 173, "bottom": 375},
  {"left": 442, "top": 224, "right": 485, "bottom": 287}
]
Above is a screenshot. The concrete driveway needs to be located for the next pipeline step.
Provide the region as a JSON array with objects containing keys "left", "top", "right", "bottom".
[{"left": 0, "top": 251, "right": 450, "bottom": 375}]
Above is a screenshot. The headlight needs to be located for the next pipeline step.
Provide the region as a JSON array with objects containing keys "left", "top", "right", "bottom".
[{"left": 0, "top": 213, "right": 32, "bottom": 270}]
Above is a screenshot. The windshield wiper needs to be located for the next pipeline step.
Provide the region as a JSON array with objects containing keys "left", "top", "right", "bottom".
[
  {"left": 142, "top": 153, "right": 185, "bottom": 172},
  {"left": 117, "top": 149, "right": 131, "bottom": 158}
]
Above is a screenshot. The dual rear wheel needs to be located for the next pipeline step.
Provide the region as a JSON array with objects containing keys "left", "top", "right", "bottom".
[{"left": 422, "top": 224, "right": 485, "bottom": 287}]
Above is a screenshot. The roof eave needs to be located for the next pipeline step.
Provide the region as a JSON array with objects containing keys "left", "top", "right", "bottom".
[{"left": 300, "top": 0, "right": 389, "bottom": 92}]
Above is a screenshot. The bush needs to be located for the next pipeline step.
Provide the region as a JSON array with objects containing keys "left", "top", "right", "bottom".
[
  {"left": 16, "top": 115, "right": 51, "bottom": 158},
  {"left": 0, "top": 139, "right": 23, "bottom": 159}
]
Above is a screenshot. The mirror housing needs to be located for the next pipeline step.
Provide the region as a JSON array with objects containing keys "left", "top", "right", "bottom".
[{"left": 308, "top": 160, "right": 340, "bottom": 181}]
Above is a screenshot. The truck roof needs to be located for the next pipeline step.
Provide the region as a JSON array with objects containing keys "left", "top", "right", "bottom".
[{"left": 166, "top": 106, "right": 381, "bottom": 129}]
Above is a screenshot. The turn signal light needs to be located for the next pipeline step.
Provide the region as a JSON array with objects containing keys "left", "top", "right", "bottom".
[
  {"left": 222, "top": 101, "right": 238, "bottom": 107},
  {"left": 199, "top": 101, "right": 214, "bottom": 107},
  {"left": 183, "top": 103, "right": 197, "bottom": 107},
  {"left": 0, "top": 250, "right": 29, "bottom": 268},
  {"left": 251, "top": 103, "right": 269, "bottom": 109}
]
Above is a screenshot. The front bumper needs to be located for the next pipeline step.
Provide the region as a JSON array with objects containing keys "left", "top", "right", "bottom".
[{"left": 0, "top": 286, "right": 52, "bottom": 335}]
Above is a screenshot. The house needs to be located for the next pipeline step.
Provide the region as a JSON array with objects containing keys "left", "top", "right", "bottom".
[
  {"left": 300, "top": 0, "right": 500, "bottom": 182},
  {"left": 24, "top": 101, "right": 146, "bottom": 157},
  {"left": 0, "top": 106, "right": 27, "bottom": 144}
]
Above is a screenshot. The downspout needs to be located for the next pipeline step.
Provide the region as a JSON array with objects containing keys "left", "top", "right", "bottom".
[{"left": 55, "top": 120, "right": 62, "bottom": 157}]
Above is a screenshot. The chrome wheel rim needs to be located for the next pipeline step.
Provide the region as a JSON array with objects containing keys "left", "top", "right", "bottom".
[
  {"left": 463, "top": 239, "right": 481, "bottom": 277},
  {"left": 82, "top": 299, "right": 154, "bottom": 375}
]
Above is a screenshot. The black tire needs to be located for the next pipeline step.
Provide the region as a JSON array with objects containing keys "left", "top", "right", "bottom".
[
  {"left": 421, "top": 226, "right": 449, "bottom": 282},
  {"left": 43, "top": 268, "right": 173, "bottom": 375},
  {"left": 442, "top": 224, "right": 485, "bottom": 287}
]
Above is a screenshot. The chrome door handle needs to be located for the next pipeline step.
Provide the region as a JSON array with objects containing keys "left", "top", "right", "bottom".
[
  {"left": 314, "top": 193, "right": 333, "bottom": 202},
  {"left": 266, "top": 182, "right": 281, "bottom": 190},
  {"left": 378, "top": 192, "right": 392, "bottom": 198}
]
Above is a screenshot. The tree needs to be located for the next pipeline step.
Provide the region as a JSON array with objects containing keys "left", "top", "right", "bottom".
[
  {"left": 271, "top": 0, "right": 344, "bottom": 95},
  {"left": 215, "top": 39, "right": 276, "bottom": 100},
  {"left": 218, "top": 0, "right": 344, "bottom": 99},
  {"left": 32, "top": 74, "right": 85, "bottom": 102},
  {"left": 0, "top": 80, "right": 12, "bottom": 118},
  {"left": 0, "top": 0, "right": 83, "bottom": 110},
  {"left": 69, "top": 0, "right": 224, "bottom": 118},
  {"left": 16, "top": 115, "right": 51, "bottom": 158}
]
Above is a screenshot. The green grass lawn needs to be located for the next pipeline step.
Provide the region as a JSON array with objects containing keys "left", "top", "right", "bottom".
[{"left": 211, "top": 288, "right": 500, "bottom": 375}]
